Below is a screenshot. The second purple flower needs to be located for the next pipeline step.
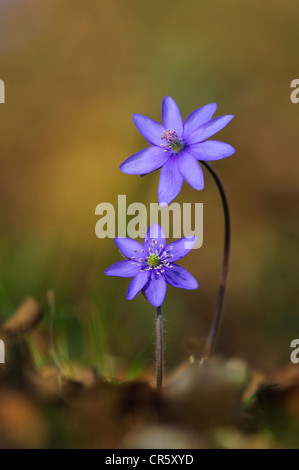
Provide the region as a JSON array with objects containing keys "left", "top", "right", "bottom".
[{"left": 105, "top": 224, "right": 198, "bottom": 307}]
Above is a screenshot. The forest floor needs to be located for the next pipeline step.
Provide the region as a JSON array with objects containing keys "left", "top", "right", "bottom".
[{"left": 1, "top": 297, "right": 299, "bottom": 449}]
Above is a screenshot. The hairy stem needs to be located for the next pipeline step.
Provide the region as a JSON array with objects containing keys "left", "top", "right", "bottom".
[
  {"left": 200, "top": 161, "right": 231, "bottom": 361},
  {"left": 156, "top": 306, "right": 163, "bottom": 391}
]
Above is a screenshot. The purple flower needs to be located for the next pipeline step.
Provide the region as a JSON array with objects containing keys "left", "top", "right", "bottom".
[
  {"left": 120, "top": 97, "right": 235, "bottom": 206},
  {"left": 105, "top": 224, "right": 198, "bottom": 307}
]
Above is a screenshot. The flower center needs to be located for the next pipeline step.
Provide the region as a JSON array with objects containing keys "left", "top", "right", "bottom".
[
  {"left": 147, "top": 253, "right": 160, "bottom": 266},
  {"left": 161, "top": 129, "right": 184, "bottom": 153}
]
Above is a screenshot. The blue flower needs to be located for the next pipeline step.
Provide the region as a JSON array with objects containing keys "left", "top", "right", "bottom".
[
  {"left": 120, "top": 96, "right": 235, "bottom": 206},
  {"left": 105, "top": 224, "right": 198, "bottom": 307}
]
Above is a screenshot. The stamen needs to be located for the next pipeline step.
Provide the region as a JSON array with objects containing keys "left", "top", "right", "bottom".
[{"left": 161, "top": 129, "right": 184, "bottom": 153}]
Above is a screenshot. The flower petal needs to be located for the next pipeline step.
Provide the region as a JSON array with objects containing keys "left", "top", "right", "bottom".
[
  {"left": 143, "top": 224, "right": 166, "bottom": 250},
  {"left": 120, "top": 146, "right": 170, "bottom": 175},
  {"left": 114, "top": 238, "right": 143, "bottom": 260},
  {"left": 161, "top": 96, "right": 183, "bottom": 137},
  {"left": 144, "top": 272, "right": 167, "bottom": 307},
  {"left": 126, "top": 271, "right": 150, "bottom": 300},
  {"left": 178, "top": 153, "right": 204, "bottom": 190},
  {"left": 133, "top": 114, "right": 164, "bottom": 146},
  {"left": 164, "top": 265, "right": 198, "bottom": 290},
  {"left": 158, "top": 155, "right": 183, "bottom": 206},
  {"left": 165, "top": 235, "right": 197, "bottom": 262},
  {"left": 105, "top": 260, "right": 141, "bottom": 278},
  {"left": 188, "top": 140, "right": 236, "bottom": 161},
  {"left": 183, "top": 103, "right": 217, "bottom": 139},
  {"left": 187, "top": 115, "right": 234, "bottom": 144}
]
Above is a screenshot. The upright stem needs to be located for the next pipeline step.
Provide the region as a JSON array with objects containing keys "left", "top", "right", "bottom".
[
  {"left": 200, "top": 161, "right": 231, "bottom": 361},
  {"left": 155, "top": 305, "right": 163, "bottom": 391}
]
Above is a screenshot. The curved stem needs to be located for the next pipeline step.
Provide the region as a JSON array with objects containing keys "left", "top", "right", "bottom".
[
  {"left": 155, "top": 306, "right": 163, "bottom": 390},
  {"left": 200, "top": 161, "right": 231, "bottom": 361}
]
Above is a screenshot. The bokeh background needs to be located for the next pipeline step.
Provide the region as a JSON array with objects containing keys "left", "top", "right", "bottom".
[{"left": 0, "top": 0, "right": 298, "bottom": 377}]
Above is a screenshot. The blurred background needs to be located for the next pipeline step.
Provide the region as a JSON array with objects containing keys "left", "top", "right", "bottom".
[{"left": 0, "top": 0, "right": 298, "bottom": 377}]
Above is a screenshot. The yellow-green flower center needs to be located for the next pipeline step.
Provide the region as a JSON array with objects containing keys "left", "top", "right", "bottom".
[
  {"left": 161, "top": 129, "right": 184, "bottom": 153},
  {"left": 147, "top": 253, "right": 160, "bottom": 266}
]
